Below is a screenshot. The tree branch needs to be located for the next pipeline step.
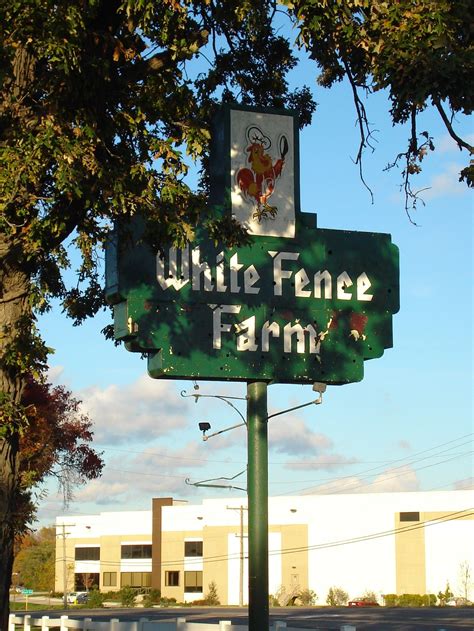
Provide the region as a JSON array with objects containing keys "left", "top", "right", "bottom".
[
  {"left": 434, "top": 99, "right": 474, "bottom": 153},
  {"left": 121, "top": 29, "right": 209, "bottom": 82},
  {"left": 342, "top": 57, "right": 375, "bottom": 203},
  {"left": 383, "top": 106, "right": 435, "bottom": 225},
  {"left": 45, "top": 197, "right": 89, "bottom": 251}
]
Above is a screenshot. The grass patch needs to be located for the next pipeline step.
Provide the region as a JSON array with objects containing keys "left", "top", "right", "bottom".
[{"left": 10, "top": 602, "right": 63, "bottom": 612}]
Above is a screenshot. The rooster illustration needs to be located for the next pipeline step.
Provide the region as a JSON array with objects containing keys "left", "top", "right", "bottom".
[{"left": 236, "top": 126, "right": 289, "bottom": 221}]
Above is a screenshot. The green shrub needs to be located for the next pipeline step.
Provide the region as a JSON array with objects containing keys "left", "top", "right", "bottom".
[
  {"left": 421, "top": 594, "right": 437, "bottom": 606},
  {"left": 398, "top": 593, "right": 424, "bottom": 607},
  {"left": 298, "top": 589, "right": 317, "bottom": 605},
  {"left": 438, "top": 583, "right": 454, "bottom": 606},
  {"left": 383, "top": 594, "right": 399, "bottom": 607},
  {"left": 203, "top": 581, "right": 220, "bottom": 605},
  {"left": 162, "top": 596, "right": 177, "bottom": 605},
  {"left": 143, "top": 589, "right": 161, "bottom": 608},
  {"left": 362, "top": 590, "right": 378, "bottom": 604},
  {"left": 269, "top": 594, "right": 280, "bottom": 606},
  {"left": 119, "top": 586, "right": 137, "bottom": 607},
  {"left": 86, "top": 589, "right": 105, "bottom": 608},
  {"left": 383, "top": 593, "right": 438, "bottom": 607},
  {"left": 327, "top": 586, "right": 348, "bottom": 606}
]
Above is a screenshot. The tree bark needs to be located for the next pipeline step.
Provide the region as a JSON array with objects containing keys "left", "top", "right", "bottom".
[
  {"left": 0, "top": 436, "right": 19, "bottom": 630},
  {"left": 0, "top": 232, "right": 31, "bottom": 630}
]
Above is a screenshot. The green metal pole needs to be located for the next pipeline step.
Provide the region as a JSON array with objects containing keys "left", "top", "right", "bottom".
[{"left": 247, "top": 381, "right": 269, "bottom": 631}]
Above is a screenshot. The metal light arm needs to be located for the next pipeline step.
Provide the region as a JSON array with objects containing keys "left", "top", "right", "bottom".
[
  {"left": 202, "top": 421, "right": 246, "bottom": 441},
  {"left": 181, "top": 390, "right": 247, "bottom": 424},
  {"left": 267, "top": 396, "right": 322, "bottom": 421},
  {"left": 188, "top": 383, "right": 326, "bottom": 442},
  {"left": 185, "top": 469, "right": 246, "bottom": 492}
]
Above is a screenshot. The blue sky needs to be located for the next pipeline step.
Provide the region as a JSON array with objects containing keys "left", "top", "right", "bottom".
[{"left": 36, "top": 57, "right": 473, "bottom": 527}]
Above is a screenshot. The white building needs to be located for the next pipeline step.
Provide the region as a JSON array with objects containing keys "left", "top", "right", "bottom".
[{"left": 55, "top": 490, "right": 473, "bottom": 605}]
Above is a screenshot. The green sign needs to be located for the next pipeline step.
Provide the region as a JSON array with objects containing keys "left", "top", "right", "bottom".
[{"left": 106, "top": 106, "right": 399, "bottom": 385}]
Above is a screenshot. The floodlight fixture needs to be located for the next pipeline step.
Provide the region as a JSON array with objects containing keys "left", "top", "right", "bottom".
[
  {"left": 312, "top": 382, "right": 327, "bottom": 394},
  {"left": 198, "top": 421, "right": 213, "bottom": 441}
]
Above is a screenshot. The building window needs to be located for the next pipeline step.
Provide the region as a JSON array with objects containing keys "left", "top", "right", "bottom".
[
  {"left": 165, "top": 571, "right": 180, "bottom": 587},
  {"left": 400, "top": 512, "right": 420, "bottom": 522},
  {"left": 121, "top": 544, "right": 152, "bottom": 559},
  {"left": 103, "top": 572, "right": 117, "bottom": 587},
  {"left": 75, "top": 547, "right": 100, "bottom": 561},
  {"left": 184, "top": 541, "right": 203, "bottom": 557},
  {"left": 120, "top": 572, "right": 151, "bottom": 588},
  {"left": 75, "top": 573, "right": 100, "bottom": 590},
  {"left": 184, "top": 571, "right": 203, "bottom": 593}
]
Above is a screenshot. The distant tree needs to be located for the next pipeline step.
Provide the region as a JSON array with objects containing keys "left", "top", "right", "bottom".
[
  {"left": 382, "top": 593, "right": 398, "bottom": 607},
  {"left": 13, "top": 526, "right": 55, "bottom": 591},
  {"left": 297, "top": 588, "right": 317, "bottom": 606},
  {"left": 438, "top": 582, "right": 454, "bottom": 606},
  {"left": 362, "top": 590, "right": 378, "bottom": 604},
  {"left": 326, "top": 586, "right": 349, "bottom": 606},
  {"left": 458, "top": 561, "right": 472, "bottom": 602},
  {"left": 269, "top": 593, "right": 281, "bottom": 607},
  {"left": 204, "top": 581, "right": 220, "bottom": 606},
  {"left": 423, "top": 593, "right": 437, "bottom": 607}
]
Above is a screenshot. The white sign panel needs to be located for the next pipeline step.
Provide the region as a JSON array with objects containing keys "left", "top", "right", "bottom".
[{"left": 230, "top": 109, "right": 296, "bottom": 238}]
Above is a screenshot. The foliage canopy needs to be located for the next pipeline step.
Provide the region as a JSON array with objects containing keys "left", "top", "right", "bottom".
[{"left": 282, "top": 0, "right": 473, "bottom": 213}]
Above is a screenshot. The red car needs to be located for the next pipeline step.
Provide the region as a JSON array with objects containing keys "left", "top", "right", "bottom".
[{"left": 348, "top": 598, "right": 380, "bottom": 607}]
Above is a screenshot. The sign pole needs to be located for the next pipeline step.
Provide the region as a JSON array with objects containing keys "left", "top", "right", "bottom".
[{"left": 247, "top": 381, "right": 269, "bottom": 631}]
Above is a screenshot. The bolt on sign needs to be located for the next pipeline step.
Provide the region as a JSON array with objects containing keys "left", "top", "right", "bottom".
[{"left": 106, "top": 105, "right": 399, "bottom": 385}]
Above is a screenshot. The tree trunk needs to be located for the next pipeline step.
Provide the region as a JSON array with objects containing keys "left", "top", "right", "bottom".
[
  {"left": 0, "top": 232, "right": 31, "bottom": 630},
  {"left": 0, "top": 436, "right": 19, "bottom": 630}
]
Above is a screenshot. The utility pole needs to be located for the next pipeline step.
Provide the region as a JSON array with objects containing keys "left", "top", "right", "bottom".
[
  {"left": 247, "top": 381, "right": 268, "bottom": 631},
  {"left": 227, "top": 505, "right": 247, "bottom": 606},
  {"left": 239, "top": 505, "right": 244, "bottom": 607},
  {"left": 57, "top": 523, "right": 75, "bottom": 609}
]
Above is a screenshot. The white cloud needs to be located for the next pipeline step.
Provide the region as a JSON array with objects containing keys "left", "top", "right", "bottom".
[
  {"left": 367, "top": 465, "right": 420, "bottom": 492},
  {"left": 47, "top": 365, "right": 65, "bottom": 385},
  {"left": 69, "top": 438, "right": 217, "bottom": 510},
  {"left": 454, "top": 477, "right": 474, "bottom": 491},
  {"left": 35, "top": 443, "right": 205, "bottom": 516},
  {"left": 284, "top": 453, "right": 359, "bottom": 472},
  {"left": 421, "top": 162, "right": 467, "bottom": 200},
  {"left": 300, "top": 465, "right": 419, "bottom": 495},
  {"left": 436, "top": 133, "right": 474, "bottom": 154},
  {"left": 269, "top": 417, "right": 333, "bottom": 455},
  {"left": 74, "top": 480, "right": 133, "bottom": 505},
  {"left": 398, "top": 440, "right": 411, "bottom": 451},
  {"left": 79, "top": 375, "right": 190, "bottom": 444},
  {"left": 129, "top": 441, "right": 210, "bottom": 471}
]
